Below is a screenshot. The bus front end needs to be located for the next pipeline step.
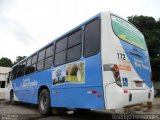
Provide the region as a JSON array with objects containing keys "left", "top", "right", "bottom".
[{"left": 101, "top": 12, "right": 154, "bottom": 109}]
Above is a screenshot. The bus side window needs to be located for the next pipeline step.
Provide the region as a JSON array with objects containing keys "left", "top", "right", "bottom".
[
  {"left": 11, "top": 66, "right": 18, "bottom": 80},
  {"left": 17, "top": 60, "right": 26, "bottom": 78},
  {"left": 55, "top": 37, "right": 67, "bottom": 53},
  {"left": 25, "top": 57, "right": 32, "bottom": 75},
  {"left": 84, "top": 19, "right": 100, "bottom": 57},
  {"left": 44, "top": 44, "right": 54, "bottom": 69},
  {"left": 37, "top": 49, "right": 46, "bottom": 71},
  {"left": 67, "top": 30, "right": 82, "bottom": 63},
  {"left": 54, "top": 37, "right": 67, "bottom": 66},
  {"left": 31, "top": 54, "right": 37, "bottom": 73}
]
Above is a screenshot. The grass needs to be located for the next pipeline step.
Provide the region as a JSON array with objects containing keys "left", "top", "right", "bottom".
[{"left": 66, "top": 75, "right": 84, "bottom": 83}]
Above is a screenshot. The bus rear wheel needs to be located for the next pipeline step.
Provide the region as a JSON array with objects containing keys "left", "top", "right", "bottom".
[{"left": 38, "top": 89, "right": 52, "bottom": 115}]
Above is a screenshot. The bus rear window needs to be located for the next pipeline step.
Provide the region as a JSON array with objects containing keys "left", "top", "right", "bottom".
[{"left": 111, "top": 15, "right": 146, "bottom": 50}]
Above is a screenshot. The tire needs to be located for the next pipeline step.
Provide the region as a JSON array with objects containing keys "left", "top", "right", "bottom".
[
  {"left": 10, "top": 91, "right": 15, "bottom": 105},
  {"left": 75, "top": 108, "right": 91, "bottom": 114},
  {"left": 38, "top": 89, "right": 52, "bottom": 115}
]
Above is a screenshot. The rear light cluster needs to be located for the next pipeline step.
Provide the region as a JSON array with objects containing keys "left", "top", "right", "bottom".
[{"left": 111, "top": 64, "right": 122, "bottom": 87}]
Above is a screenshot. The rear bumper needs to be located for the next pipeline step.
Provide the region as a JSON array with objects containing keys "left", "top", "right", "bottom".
[{"left": 105, "top": 83, "right": 154, "bottom": 109}]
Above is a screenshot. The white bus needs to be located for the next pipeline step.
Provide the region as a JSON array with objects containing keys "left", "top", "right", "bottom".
[{"left": 0, "top": 67, "right": 10, "bottom": 100}]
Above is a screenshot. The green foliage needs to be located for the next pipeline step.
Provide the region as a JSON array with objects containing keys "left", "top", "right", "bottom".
[
  {"left": 0, "top": 57, "right": 13, "bottom": 67},
  {"left": 14, "top": 56, "right": 26, "bottom": 64},
  {"left": 128, "top": 15, "right": 160, "bottom": 81}
]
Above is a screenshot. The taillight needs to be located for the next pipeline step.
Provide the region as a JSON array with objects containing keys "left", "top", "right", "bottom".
[{"left": 111, "top": 64, "right": 122, "bottom": 87}]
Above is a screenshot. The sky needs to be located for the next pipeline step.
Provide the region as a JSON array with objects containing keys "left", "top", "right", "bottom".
[{"left": 0, "top": 0, "right": 160, "bottom": 61}]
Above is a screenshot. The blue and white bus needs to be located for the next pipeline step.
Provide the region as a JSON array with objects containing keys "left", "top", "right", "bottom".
[{"left": 9, "top": 11, "right": 154, "bottom": 115}]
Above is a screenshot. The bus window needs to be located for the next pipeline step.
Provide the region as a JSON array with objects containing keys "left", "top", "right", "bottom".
[
  {"left": 16, "top": 61, "right": 26, "bottom": 78},
  {"left": 111, "top": 15, "right": 146, "bottom": 50},
  {"left": 25, "top": 57, "right": 32, "bottom": 75},
  {"left": 84, "top": 19, "right": 100, "bottom": 57},
  {"left": 67, "top": 44, "right": 81, "bottom": 63},
  {"left": 68, "top": 30, "right": 82, "bottom": 48},
  {"left": 67, "top": 30, "right": 82, "bottom": 63},
  {"left": 44, "top": 45, "right": 54, "bottom": 69},
  {"left": 32, "top": 54, "right": 37, "bottom": 64},
  {"left": 54, "top": 50, "right": 67, "bottom": 66},
  {"left": 38, "top": 49, "right": 45, "bottom": 61},
  {"left": 54, "top": 38, "right": 67, "bottom": 66},
  {"left": 37, "top": 49, "right": 46, "bottom": 71},
  {"left": 55, "top": 37, "right": 67, "bottom": 53},
  {"left": 44, "top": 57, "right": 53, "bottom": 69},
  {"left": 11, "top": 66, "right": 18, "bottom": 80},
  {"left": 46, "top": 45, "right": 54, "bottom": 58},
  {"left": 31, "top": 54, "right": 37, "bottom": 73}
]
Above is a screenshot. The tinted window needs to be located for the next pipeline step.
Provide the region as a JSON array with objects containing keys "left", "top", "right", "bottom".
[
  {"left": 26, "top": 58, "right": 31, "bottom": 66},
  {"left": 17, "top": 61, "right": 26, "bottom": 77},
  {"left": 22, "top": 61, "right": 26, "bottom": 70},
  {"left": 68, "top": 30, "right": 82, "bottom": 48},
  {"left": 54, "top": 50, "right": 66, "bottom": 66},
  {"left": 44, "top": 56, "right": 53, "bottom": 69},
  {"left": 32, "top": 54, "right": 37, "bottom": 64},
  {"left": 38, "top": 49, "right": 46, "bottom": 61},
  {"left": 17, "top": 65, "right": 23, "bottom": 77},
  {"left": 56, "top": 37, "right": 67, "bottom": 53},
  {"left": 67, "top": 44, "right": 81, "bottom": 63},
  {"left": 11, "top": 66, "right": 18, "bottom": 80},
  {"left": 37, "top": 60, "right": 44, "bottom": 71},
  {"left": 25, "top": 57, "right": 32, "bottom": 75},
  {"left": 31, "top": 64, "right": 36, "bottom": 73},
  {"left": 46, "top": 45, "right": 54, "bottom": 58},
  {"left": 84, "top": 19, "right": 100, "bottom": 57}
]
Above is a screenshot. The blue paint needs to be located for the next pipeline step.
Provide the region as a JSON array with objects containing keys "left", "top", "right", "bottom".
[
  {"left": 120, "top": 40, "right": 152, "bottom": 88},
  {"left": 12, "top": 52, "right": 105, "bottom": 110},
  {"left": 123, "top": 78, "right": 128, "bottom": 87}
]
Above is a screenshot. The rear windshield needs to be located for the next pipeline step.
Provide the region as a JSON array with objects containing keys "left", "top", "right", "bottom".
[{"left": 111, "top": 15, "right": 146, "bottom": 50}]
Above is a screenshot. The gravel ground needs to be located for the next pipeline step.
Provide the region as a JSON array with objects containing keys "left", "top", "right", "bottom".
[{"left": 0, "top": 97, "right": 160, "bottom": 120}]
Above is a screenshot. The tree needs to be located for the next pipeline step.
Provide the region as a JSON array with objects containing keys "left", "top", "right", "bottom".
[
  {"left": 14, "top": 56, "right": 26, "bottom": 64},
  {"left": 128, "top": 15, "right": 160, "bottom": 81},
  {"left": 0, "top": 57, "right": 13, "bottom": 67}
]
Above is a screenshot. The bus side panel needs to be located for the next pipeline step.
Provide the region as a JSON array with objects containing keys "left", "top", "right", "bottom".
[
  {"left": 12, "top": 70, "right": 53, "bottom": 104},
  {"left": 50, "top": 53, "right": 105, "bottom": 109},
  {"left": 12, "top": 53, "right": 105, "bottom": 109},
  {"left": 51, "top": 87, "right": 104, "bottom": 109}
]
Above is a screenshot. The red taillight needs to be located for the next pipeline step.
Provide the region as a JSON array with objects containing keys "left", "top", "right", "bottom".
[
  {"left": 91, "top": 90, "right": 97, "bottom": 94},
  {"left": 124, "top": 90, "right": 128, "bottom": 93},
  {"left": 113, "top": 64, "right": 119, "bottom": 71},
  {"left": 111, "top": 64, "right": 122, "bottom": 87},
  {"left": 114, "top": 72, "right": 119, "bottom": 78},
  {"left": 97, "top": 93, "right": 102, "bottom": 97}
]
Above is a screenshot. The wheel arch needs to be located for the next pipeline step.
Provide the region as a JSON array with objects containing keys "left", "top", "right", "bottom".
[{"left": 38, "top": 85, "right": 51, "bottom": 100}]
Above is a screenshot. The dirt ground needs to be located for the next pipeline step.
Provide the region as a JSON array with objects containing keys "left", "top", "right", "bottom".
[{"left": 0, "top": 97, "right": 160, "bottom": 120}]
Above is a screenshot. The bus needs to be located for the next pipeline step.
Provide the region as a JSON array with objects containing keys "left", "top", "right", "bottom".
[
  {"left": 0, "top": 67, "right": 10, "bottom": 100},
  {"left": 8, "top": 11, "right": 154, "bottom": 115}
]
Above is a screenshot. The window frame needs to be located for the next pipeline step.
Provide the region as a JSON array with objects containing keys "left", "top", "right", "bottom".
[
  {"left": 25, "top": 57, "right": 32, "bottom": 75},
  {"left": 67, "top": 29, "right": 82, "bottom": 63},
  {"left": 37, "top": 49, "right": 46, "bottom": 71},
  {"left": 11, "top": 65, "right": 18, "bottom": 80},
  {"left": 44, "top": 43, "right": 55, "bottom": 70},
  {"left": 83, "top": 18, "right": 101, "bottom": 58},
  {"left": 30, "top": 53, "right": 37, "bottom": 73},
  {"left": 16, "top": 60, "right": 26, "bottom": 78}
]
